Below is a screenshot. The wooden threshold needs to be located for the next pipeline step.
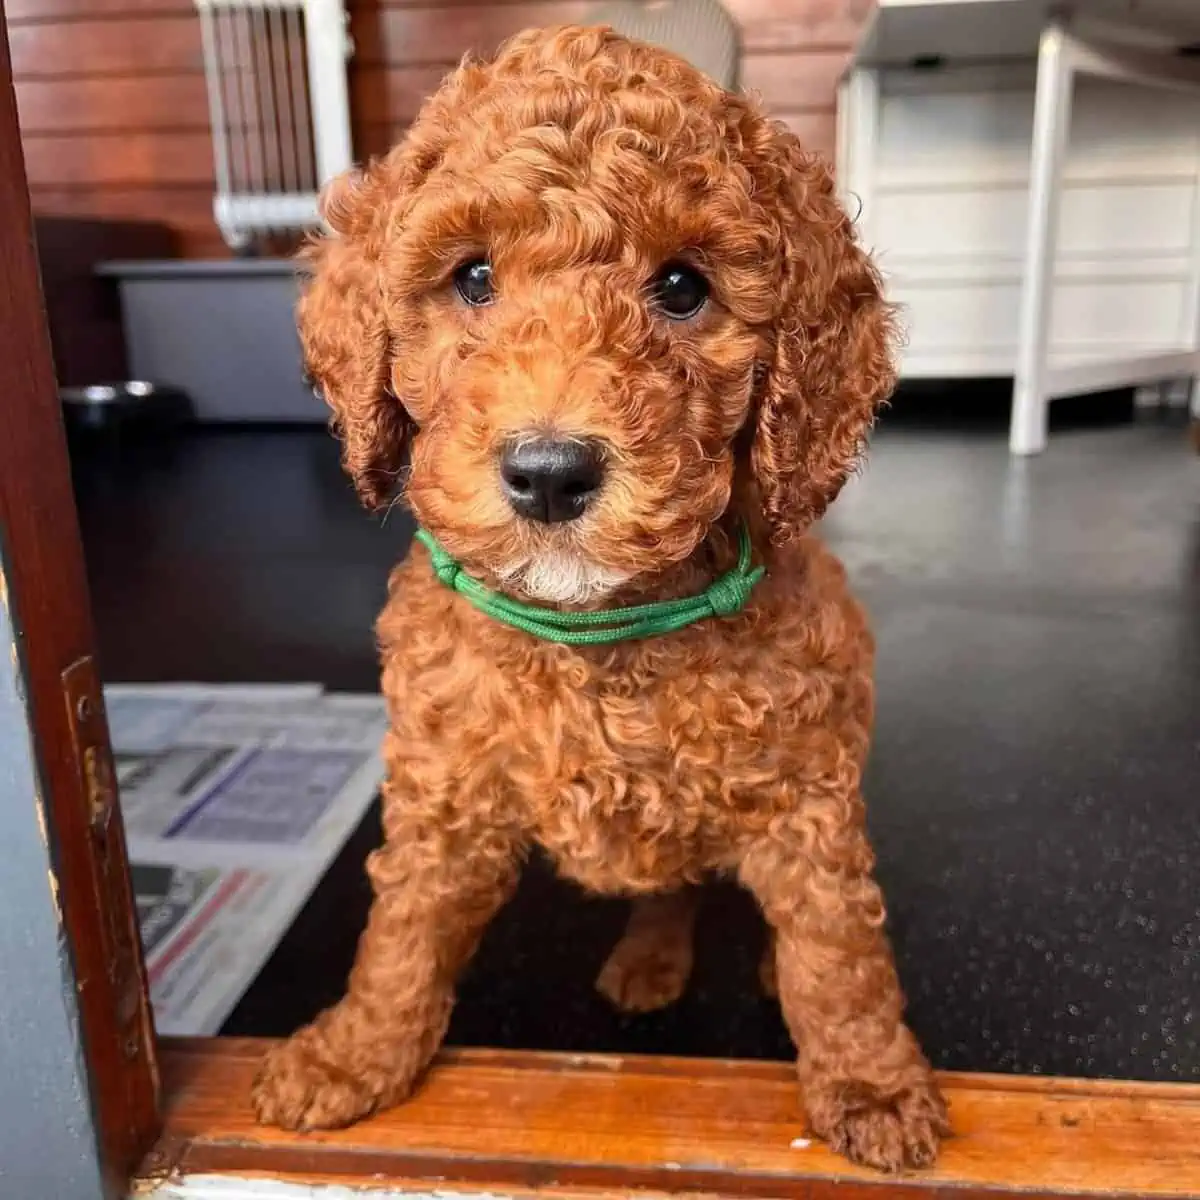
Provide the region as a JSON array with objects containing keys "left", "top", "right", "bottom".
[{"left": 137, "top": 1038, "right": 1200, "bottom": 1198}]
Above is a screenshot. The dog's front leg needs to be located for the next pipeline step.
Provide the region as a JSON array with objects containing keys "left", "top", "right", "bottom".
[
  {"left": 739, "top": 791, "right": 948, "bottom": 1172},
  {"left": 253, "top": 813, "right": 520, "bottom": 1131}
]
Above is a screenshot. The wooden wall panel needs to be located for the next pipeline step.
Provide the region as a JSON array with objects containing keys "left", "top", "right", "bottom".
[
  {"left": 742, "top": 47, "right": 851, "bottom": 109},
  {"left": 350, "top": 63, "right": 453, "bottom": 125},
  {"left": 349, "top": 0, "right": 865, "bottom": 163},
  {"left": 30, "top": 187, "right": 228, "bottom": 258},
  {"left": 15, "top": 75, "right": 210, "bottom": 134},
  {"left": 8, "top": 17, "right": 202, "bottom": 76},
  {"left": 13, "top": 0, "right": 870, "bottom": 261},
  {"left": 24, "top": 132, "right": 214, "bottom": 188},
  {"left": 354, "top": 3, "right": 594, "bottom": 65},
  {"left": 6, "top": 0, "right": 192, "bottom": 16},
  {"left": 11, "top": 2, "right": 214, "bottom": 258},
  {"left": 722, "top": 0, "right": 868, "bottom": 50},
  {"left": 778, "top": 110, "right": 837, "bottom": 159}
]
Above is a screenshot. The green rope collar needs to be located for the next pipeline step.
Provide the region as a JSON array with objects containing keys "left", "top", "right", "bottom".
[{"left": 414, "top": 522, "right": 765, "bottom": 646}]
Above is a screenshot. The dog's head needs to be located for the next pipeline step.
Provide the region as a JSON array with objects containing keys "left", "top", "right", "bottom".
[{"left": 300, "top": 25, "right": 896, "bottom": 604}]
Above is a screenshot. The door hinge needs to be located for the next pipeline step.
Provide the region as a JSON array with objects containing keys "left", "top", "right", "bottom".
[{"left": 63, "top": 655, "right": 153, "bottom": 1065}]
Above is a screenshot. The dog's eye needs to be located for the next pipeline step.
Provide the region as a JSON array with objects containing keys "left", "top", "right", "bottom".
[
  {"left": 454, "top": 259, "right": 495, "bottom": 307},
  {"left": 650, "top": 262, "right": 709, "bottom": 320}
]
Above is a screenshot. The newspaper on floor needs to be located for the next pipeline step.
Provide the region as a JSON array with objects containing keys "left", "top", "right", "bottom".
[{"left": 107, "top": 683, "right": 388, "bottom": 1037}]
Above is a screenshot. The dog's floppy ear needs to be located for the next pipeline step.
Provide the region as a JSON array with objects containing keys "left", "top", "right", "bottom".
[
  {"left": 297, "top": 57, "right": 490, "bottom": 509},
  {"left": 750, "top": 132, "right": 898, "bottom": 545},
  {"left": 297, "top": 166, "right": 411, "bottom": 509}
]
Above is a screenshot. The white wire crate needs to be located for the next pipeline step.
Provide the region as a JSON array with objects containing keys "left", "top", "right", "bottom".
[{"left": 195, "top": 0, "right": 354, "bottom": 251}]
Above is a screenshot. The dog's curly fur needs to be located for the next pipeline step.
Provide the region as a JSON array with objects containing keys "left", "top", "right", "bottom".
[{"left": 252, "top": 25, "right": 949, "bottom": 1171}]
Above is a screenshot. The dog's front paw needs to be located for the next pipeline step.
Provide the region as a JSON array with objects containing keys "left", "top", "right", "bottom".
[
  {"left": 253, "top": 1031, "right": 391, "bottom": 1131},
  {"left": 805, "top": 1075, "right": 949, "bottom": 1172}
]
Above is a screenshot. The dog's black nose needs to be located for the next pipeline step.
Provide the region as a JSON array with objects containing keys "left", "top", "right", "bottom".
[{"left": 499, "top": 437, "right": 604, "bottom": 524}]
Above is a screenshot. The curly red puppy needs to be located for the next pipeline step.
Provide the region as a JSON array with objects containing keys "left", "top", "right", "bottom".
[{"left": 252, "top": 25, "right": 949, "bottom": 1171}]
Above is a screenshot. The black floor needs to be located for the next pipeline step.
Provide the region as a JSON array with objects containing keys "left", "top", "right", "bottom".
[{"left": 71, "top": 390, "right": 1200, "bottom": 1080}]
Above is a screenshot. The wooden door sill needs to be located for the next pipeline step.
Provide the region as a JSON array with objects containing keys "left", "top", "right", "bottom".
[{"left": 136, "top": 1037, "right": 1200, "bottom": 1197}]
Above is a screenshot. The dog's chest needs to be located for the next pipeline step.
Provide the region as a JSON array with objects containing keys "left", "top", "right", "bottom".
[
  {"left": 523, "top": 645, "right": 795, "bottom": 892},
  {"left": 380, "top": 546, "right": 867, "bottom": 895}
]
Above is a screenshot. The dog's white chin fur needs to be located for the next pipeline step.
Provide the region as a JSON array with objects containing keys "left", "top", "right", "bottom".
[{"left": 500, "top": 551, "right": 631, "bottom": 606}]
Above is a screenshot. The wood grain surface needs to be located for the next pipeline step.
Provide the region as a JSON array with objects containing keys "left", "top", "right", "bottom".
[{"left": 147, "top": 1038, "right": 1200, "bottom": 1198}]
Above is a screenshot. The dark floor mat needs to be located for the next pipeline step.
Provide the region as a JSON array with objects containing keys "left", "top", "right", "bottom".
[{"left": 75, "top": 404, "right": 1200, "bottom": 1080}]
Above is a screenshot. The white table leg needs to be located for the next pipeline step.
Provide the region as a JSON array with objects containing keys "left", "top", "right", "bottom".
[
  {"left": 837, "top": 66, "right": 880, "bottom": 240},
  {"left": 1011, "top": 24, "right": 1074, "bottom": 456},
  {"left": 1187, "top": 153, "right": 1200, "bottom": 421}
]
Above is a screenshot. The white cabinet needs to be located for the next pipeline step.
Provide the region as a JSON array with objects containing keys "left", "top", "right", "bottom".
[{"left": 838, "top": 0, "right": 1200, "bottom": 451}]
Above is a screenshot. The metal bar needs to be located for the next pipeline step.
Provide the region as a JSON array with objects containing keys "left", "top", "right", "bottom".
[
  {"left": 232, "top": 5, "right": 267, "bottom": 195},
  {"left": 197, "top": 3, "right": 233, "bottom": 201},
  {"left": 253, "top": 1, "right": 283, "bottom": 204},
  {"left": 215, "top": 5, "right": 250, "bottom": 194},
  {"left": 287, "top": 4, "right": 316, "bottom": 192},
  {"left": 270, "top": 1, "right": 300, "bottom": 194}
]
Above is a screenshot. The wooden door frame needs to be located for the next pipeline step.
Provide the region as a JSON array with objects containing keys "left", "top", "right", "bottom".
[
  {"left": 1, "top": 4, "right": 1198, "bottom": 1197},
  {"left": 0, "top": 4, "right": 158, "bottom": 1197}
]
